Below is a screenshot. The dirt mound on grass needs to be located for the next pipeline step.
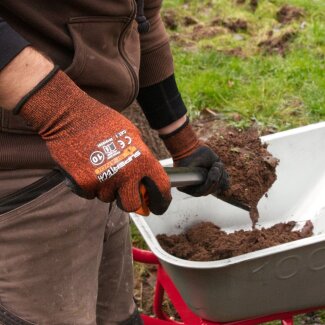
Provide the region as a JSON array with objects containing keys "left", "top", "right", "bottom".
[
  {"left": 258, "top": 30, "right": 296, "bottom": 56},
  {"left": 157, "top": 221, "right": 313, "bottom": 261},
  {"left": 169, "top": 33, "right": 197, "bottom": 49},
  {"left": 206, "top": 127, "right": 278, "bottom": 226},
  {"left": 277, "top": 5, "right": 304, "bottom": 24},
  {"left": 192, "top": 25, "right": 226, "bottom": 40},
  {"left": 222, "top": 47, "right": 246, "bottom": 58},
  {"left": 183, "top": 16, "right": 199, "bottom": 26},
  {"left": 250, "top": 0, "right": 258, "bottom": 11},
  {"left": 162, "top": 9, "right": 178, "bottom": 30},
  {"left": 235, "top": 0, "right": 259, "bottom": 11},
  {"left": 211, "top": 18, "right": 248, "bottom": 32}
]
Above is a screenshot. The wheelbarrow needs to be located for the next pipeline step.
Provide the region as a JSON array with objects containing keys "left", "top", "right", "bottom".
[{"left": 130, "top": 122, "right": 325, "bottom": 324}]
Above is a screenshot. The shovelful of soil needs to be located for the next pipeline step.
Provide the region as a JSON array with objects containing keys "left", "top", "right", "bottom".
[{"left": 206, "top": 127, "right": 278, "bottom": 227}]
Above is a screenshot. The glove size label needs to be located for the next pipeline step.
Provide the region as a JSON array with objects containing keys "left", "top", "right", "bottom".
[
  {"left": 90, "top": 151, "right": 105, "bottom": 166},
  {"left": 89, "top": 130, "right": 141, "bottom": 182}
]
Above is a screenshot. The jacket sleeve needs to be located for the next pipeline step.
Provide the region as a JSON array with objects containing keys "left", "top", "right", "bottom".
[
  {"left": 0, "top": 17, "right": 30, "bottom": 70},
  {"left": 139, "top": 0, "right": 174, "bottom": 88}
]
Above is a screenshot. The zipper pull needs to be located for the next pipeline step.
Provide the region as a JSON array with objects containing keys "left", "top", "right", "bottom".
[{"left": 135, "top": 0, "right": 150, "bottom": 34}]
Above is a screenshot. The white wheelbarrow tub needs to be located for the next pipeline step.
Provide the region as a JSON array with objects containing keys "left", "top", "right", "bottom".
[{"left": 131, "top": 122, "right": 325, "bottom": 322}]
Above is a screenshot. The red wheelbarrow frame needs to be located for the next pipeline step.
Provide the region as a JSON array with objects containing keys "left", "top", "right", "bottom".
[{"left": 133, "top": 247, "right": 325, "bottom": 325}]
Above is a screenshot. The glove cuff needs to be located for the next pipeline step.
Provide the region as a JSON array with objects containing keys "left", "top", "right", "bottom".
[
  {"left": 13, "top": 65, "right": 60, "bottom": 115},
  {"left": 15, "top": 68, "right": 115, "bottom": 139},
  {"left": 160, "top": 117, "right": 201, "bottom": 161}
]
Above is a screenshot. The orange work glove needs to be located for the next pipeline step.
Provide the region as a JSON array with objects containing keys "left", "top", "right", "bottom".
[
  {"left": 15, "top": 67, "right": 171, "bottom": 215},
  {"left": 160, "top": 117, "right": 229, "bottom": 197}
]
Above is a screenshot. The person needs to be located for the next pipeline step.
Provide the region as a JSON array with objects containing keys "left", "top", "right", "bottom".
[{"left": 0, "top": 1, "right": 228, "bottom": 324}]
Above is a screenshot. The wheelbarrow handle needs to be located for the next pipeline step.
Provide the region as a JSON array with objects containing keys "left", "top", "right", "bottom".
[{"left": 132, "top": 247, "right": 159, "bottom": 264}]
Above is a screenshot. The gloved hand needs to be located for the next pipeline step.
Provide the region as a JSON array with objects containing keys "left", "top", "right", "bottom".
[
  {"left": 160, "top": 117, "right": 229, "bottom": 197},
  {"left": 15, "top": 67, "right": 171, "bottom": 215}
]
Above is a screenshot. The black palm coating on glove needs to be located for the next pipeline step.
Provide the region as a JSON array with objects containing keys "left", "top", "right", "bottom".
[
  {"left": 175, "top": 146, "right": 229, "bottom": 197},
  {"left": 116, "top": 177, "right": 171, "bottom": 216}
]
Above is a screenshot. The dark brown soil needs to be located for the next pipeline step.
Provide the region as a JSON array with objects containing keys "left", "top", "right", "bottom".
[
  {"left": 162, "top": 9, "right": 178, "bottom": 30},
  {"left": 183, "top": 16, "right": 199, "bottom": 26},
  {"left": 258, "top": 30, "right": 297, "bottom": 56},
  {"left": 206, "top": 127, "right": 278, "bottom": 226},
  {"left": 157, "top": 221, "right": 313, "bottom": 261},
  {"left": 169, "top": 33, "right": 197, "bottom": 49},
  {"left": 192, "top": 25, "right": 226, "bottom": 40},
  {"left": 217, "top": 47, "right": 246, "bottom": 58},
  {"left": 276, "top": 5, "right": 304, "bottom": 24},
  {"left": 250, "top": 0, "right": 259, "bottom": 11},
  {"left": 235, "top": 0, "right": 258, "bottom": 10},
  {"left": 211, "top": 18, "right": 248, "bottom": 32}
]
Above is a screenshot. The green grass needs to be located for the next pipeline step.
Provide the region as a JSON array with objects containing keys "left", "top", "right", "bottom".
[
  {"left": 131, "top": 221, "right": 148, "bottom": 250},
  {"left": 162, "top": 0, "right": 325, "bottom": 131}
]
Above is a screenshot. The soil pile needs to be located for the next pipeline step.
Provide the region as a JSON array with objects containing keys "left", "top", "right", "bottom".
[
  {"left": 183, "top": 16, "right": 199, "bottom": 26},
  {"left": 235, "top": 0, "right": 259, "bottom": 11},
  {"left": 157, "top": 221, "right": 313, "bottom": 261},
  {"left": 277, "top": 5, "right": 304, "bottom": 24},
  {"left": 192, "top": 25, "right": 226, "bottom": 40},
  {"left": 162, "top": 9, "right": 178, "bottom": 30},
  {"left": 250, "top": 0, "right": 258, "bottom": 11},
  {"left": 206, "top": 127, "right": 278, "bottom": 226},
  {"left": 258, "top": 30, "right": 296, "bottom": 56},
  {"left": 211, "top": 18, "right": 248, "bottom": 33}
]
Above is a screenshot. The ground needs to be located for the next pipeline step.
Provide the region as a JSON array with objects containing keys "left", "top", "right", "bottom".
[{"left": 127, "top": 0, "right": 325, "bottom": 323}]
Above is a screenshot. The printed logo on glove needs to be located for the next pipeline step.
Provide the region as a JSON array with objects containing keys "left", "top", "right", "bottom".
[{"left": 89, "top": 130, "right": 141, "bottom": 182}]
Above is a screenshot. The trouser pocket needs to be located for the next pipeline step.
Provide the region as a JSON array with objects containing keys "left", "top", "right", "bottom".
[{"left": 0, "top": 170, "right": 64, "bottom": 215}]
